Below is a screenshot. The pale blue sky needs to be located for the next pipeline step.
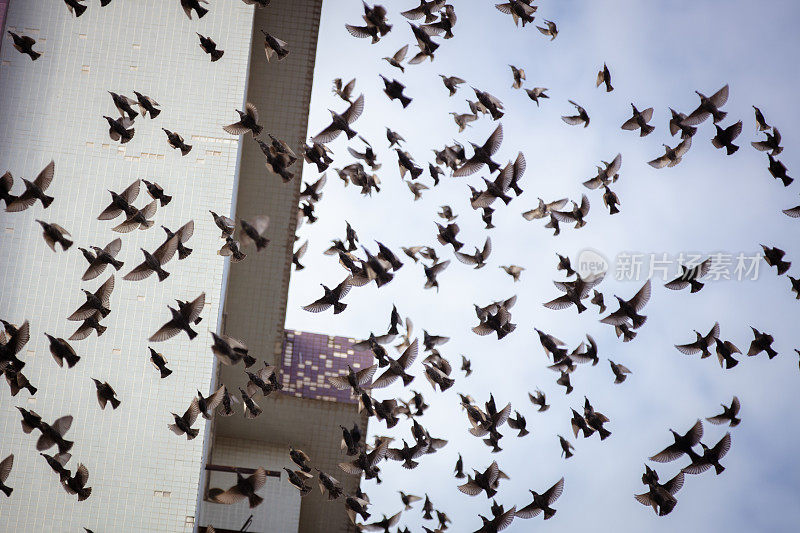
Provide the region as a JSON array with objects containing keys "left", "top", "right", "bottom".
[{"left": 286, "top": 1, "right": 800, "bottom": 531}]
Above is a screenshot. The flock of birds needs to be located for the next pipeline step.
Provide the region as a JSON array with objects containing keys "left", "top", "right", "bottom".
[{"left": 0, "top": 0, "right": 797, "bottom": 532}]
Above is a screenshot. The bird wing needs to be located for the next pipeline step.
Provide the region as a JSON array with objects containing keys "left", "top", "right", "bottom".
[
  {"left": 343, "top": 94, "right": 365, "bottom": 125},
  {"left": 709, "top": 84, "right": 729, "bottom": 107},
  {"left": 95, "top": 275, "right": 115, "bottom": 305},
  {"left": 153, "top": 235, "right": 180, "bottom": 265},
  {"left": 621, "top": 116, "right": 639, "bottom": 130},
  {"left": 483, "top": 124, "right": 504, "bottom": 155},
  {"left": 629, "top": 279, "right": 652, "bottom": 311},
  {"left": 664, "top": 472, "right": 685, "bottom": 495},
  {"left": 149, "top": 322, "right": 181, "bottom": 342},
  {"left": 312, "top": 124, "right": 342, "bottom": 144},
  {"left": 641, "top": 107, "right": 654, "bottom": 122},
  {"left": 123, "top": 262, "right": 154, "bottom": 281},
  {"left": 545, "top": 477, "right": 565, "bottom": 504},
  {"left": 648, "top": 154, "right": 670, "bottom": 169},
  {"left": 649, "top": 443, "right": 684, "bottom": 463},
  {"left": 371, "top": 369, "right": 400, "bottom": 389},
  {"left": 0, "top": 454, "right": 12, "bottom": 483},
  {"left": 394, "top": 44, "right": 409, "bottom": 61},
  {"left": 356, "top": 364, "right": 377, "bottom": 386},
  {"left": 712, "top": 432, "right": 732, "bottom": 459},
  {"left": 398, "top": 339, "right": 419, "bottom": 369},
  {"left": 34, "top": 160, "right": 55, "bottom": 191}
]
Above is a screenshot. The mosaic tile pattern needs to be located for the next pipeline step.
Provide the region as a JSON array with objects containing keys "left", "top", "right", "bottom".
[{"left": 281, "top": 330, "right": 375, "bottom": 404}]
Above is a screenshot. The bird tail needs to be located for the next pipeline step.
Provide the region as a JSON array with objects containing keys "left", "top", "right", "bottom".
[
  {"left": 490, "top": 108, "right": 504, "bottom": 120},
  {"left": 148, "top": 107, "right": 162, "bottom": 118},
  {"left": 122, "top": 128, "right": 135, "bottom": 143},
  {"left": 333, "top": 302, "right": 347, "bottom": 314},
  {"left": 488, "top": 161, "right": 501, "bottom": 173},
  {"left": 564, "top": 449, "right": 573, "bottom": 458},
  {"left": 576, "top": 301, "right": 587, "bottom": 313},
  {"left": 111, "top": 258, "right": 124, "bottom": 270},
  {"left": 566, "top": 384, "right": 574, "bottom": 394},
  {"left": 252, "top": 124, "right": 264, "bottom": 137},
  {"left": 344, "top": 127, "right": 357, "bottom": 140},
  {"left": 255, "top": 237, "right": 269, "bottom": 251},
  {"left": 180, "top": 144, "right": 193, "bottom": 156},
  {"left": 187, "top": 327, "right": 198, "bottom": 341},
  {"left": 30, "top": 51, "right": 42, "bottom": 61},
  {"left": 780, "top": 175, "right": 794, "bottom": 187},
  {"left": 74, "top": 3, "right": 88, "bottom": 16},
  {"left": 400, "top": 95, "right": 412, "bottom": 108},
  {"left": 411, "top": 167, "right": 423, "bottom": 180},
  {"left": 196, "top": 5, "right": 209, "bottom": 18},
  {"left": 0, "top": 485, "right": 12, "bottom": 497},
  {"left": 641, "top": 124, "right": 655, "bottom": 136},
  {"left": 178, "top": 246, "right": 193, "bottom": 260},
  {"left": 518, "top": 428, "right": 530, "bottom": 437},
  {"left": 65, "top": 352, "right": 81, "bottom": 368},
  {"left": 249, "top": 493, "right": 264, "bottom": 508},
  {"left": 186, "top": 427, "right": 200, "bottom": 440},
  {"left": 25, "top": 383, "right": 38, "bottom": 395},
  {"left": 110, "top": 397, "right": 121, "bottom": 410},
  {"left": 156, "top": 268, "right": 170, "bottom": 282},
  {"left": 713, "top": 110, "right": 727, "bottom": 123},
  {"left": 609, "top": 204, "right": 620, "bottom": 215},
  {"left": 401, "top": 373, "right": 414, "bottom": 386},
  {"left": 78, "top": 487, "right": 92, "bottom": 501},
  {"left": 59, "top": 439, "right": 75, "bottom": 454},
  {"left": 441, "top": 376, "right": 455, "bottom": 391},
  {"left": 714, "top": 463, "right": 725, "bottom": 475},
  {"left": 606, "top": 83, "right": 613, "bottom": 93},
  {"left": 159, "top": 194, "right": 171, "bottom": 206},
  {"left": 726, "top": 144, "right": 739, "bottom": 155},
  {"left": 598, "top": 427, "right": 611, "bottom": 440},
  {"left": 95, "top": 324, "right": 107, "bottom": 337},
  {"left": 766, "top": 346, "right": 778, "bottom": 359},
  {"left": 777, "top": 261, "right": 791, "bottom": 275},
  {"left": 486, "top": 487, "right": 497, "bottom": 498},
  {"left": 41, "top": 194, "right": 55, "bottom": 209},
  {"left": 243, "top": 354, "right": 257, "bottom": 368},
  {"left": 725, "top": 357, "right": 739, "bottom": 369},
  {"left": 60, "top": 237, "right": 74, "bottom": 250},
  {"left": 544, "top": 509, "right": 557, "bottom": 520},
  {"left": 160, "top": 367, "right": 173, "bottom": 379},
  {"left": 689, "top": 280, "right": 704, "bottom": 293}
]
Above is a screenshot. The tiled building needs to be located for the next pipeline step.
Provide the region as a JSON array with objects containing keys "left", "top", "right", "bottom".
[{"left": 0, "top": 1, "right": 368, "bottom": 532}]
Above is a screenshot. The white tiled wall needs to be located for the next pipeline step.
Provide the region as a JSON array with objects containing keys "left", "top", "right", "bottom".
[{"left": 0, "top": 0, "right": 253, "bottom": 530}]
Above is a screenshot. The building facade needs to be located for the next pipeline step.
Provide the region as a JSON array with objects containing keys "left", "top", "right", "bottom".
[{"left": 0, "top": 1, "right": 365, "bottom": 532}]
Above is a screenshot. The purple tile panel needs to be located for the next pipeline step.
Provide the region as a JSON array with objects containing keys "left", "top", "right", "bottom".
[{"left": 279, "top": 330, "right": 374, "bottom": 404}]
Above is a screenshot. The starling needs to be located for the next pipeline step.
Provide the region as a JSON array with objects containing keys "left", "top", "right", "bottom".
[
  {"left": 681, "top": 84, "right": 729, "bottom": 126},
  {"left": 8, "top": 32, "right": 41, "bottom": 61},
  {"left": 6, "top": 160, "right": 55, "bottom": 212},
  {"left": 516, "top": 477, "right": 564, "bottom": 520},
  {"left": 163, "top": 128, "right": 193, "bottom": 155},
  {"left": 596, "top": 63, "right": 613, "bottom": 91},
  {"left": 706, "top": 397, "right": 741, "bottom": 427},
  {"left": 711, "top": 120, "right": 743, "bottom": 155},
  {"left": 561, "top": 100, "right": 589, "bottom": 127},
  {"left": 149, "top": 293, "right": 205, "bottom": 342},
  {"left": 132, "top": 92, "right": 161, "bottom": 119},
  {"left": 210, "top": 468, "right": 267, "bottom": 507},
  {"left": 223, "top": 103, "right": 263, "bottom": 137},
  {"left": 91, "top": 379, "right": 121, "bottom": 410},
  {"left": 621, "top": 104, "right": 655, "bottom": 136},
  {"left": 312, "top": 94, "right": 365, "bottom": 143}
]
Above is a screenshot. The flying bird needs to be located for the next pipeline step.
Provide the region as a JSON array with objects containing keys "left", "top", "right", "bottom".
[
  {"left": 711, "top": 120, "right": 743, "bottom": 155},
  {"left": 596, "top": 63, "right": 613, "bottom": 91},
  {"left": 91, "top": 379, "right": 121, "bottom": 410},
  {"left": 6, "top": 160, "right": 55, "bottom": 212},
  {"left": 312, "top": 94, "right": 365, "bottom": 143},
  {"left": 524, "top": 87, "right": 549, "bottom": 106},
  {"left": 681, "top": 84, "right": 729, "bottom": 126},
  {"left": 648, "top": 137, "right": 692, "bottom": 168},
  {"left": 516, "top": 477, "right": 564, "bottom": 520},
  {"left": 163, "top": 128, "right": 193, "bottom": 155},
  {"left": 706, "top": 397, "right": 741, "bottom": 427},
  {"left": 223, "top": 103, "right": 262, "bottom": 137},
  {"left": 621, "top": 104, "right": 655, "bottom": 136},
  {"left": 180, "top": 0, "right": 209, "bottom": 19},
  {"left": 537, "top": 19, "right": 558, "bottom": 40},
  {"left": 209, "top": 467, "right": 268, "bottom": 508},
  {"left": 261, "top": 30, "right": 289, "bottom": 62},
  {"left": 8, "top": 32, "right": 41, "bottom": 61},
  {"left": 197, "top": 33, "right": 223, "bottom": 61},
  {"left": 303, "top": 277, "right": 352, "bottom": 314},
  {"left": 561, "top": 100, "right": 589, "bottom": 127},
  {"left": 132, "top": 91, "right": 161, "bottom": 119},
  {"left": 383, "top": 44, "right": 409, "bottom": 72},
  {"left": 149, "top": 293, "right": 205, "bottom": 341}
]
